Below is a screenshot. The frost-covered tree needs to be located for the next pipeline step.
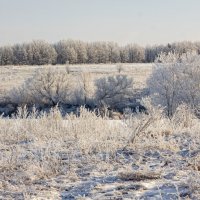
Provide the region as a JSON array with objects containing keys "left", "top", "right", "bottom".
[
  {"left": 86, "top": 42, "right": 110, "bottom": 63},
  {"left": 54, "top": 40, "right": 68, "bottom": 64},
  {"left": 75, "top": 41, "right": 88, "bottom": 63},
  {"left": 66, "top": 47, "right": 77, "bottom": 64},
  {"left": 126, "top": 44, "right": 145, "bottom": 63},
  {"left": 119, "top": 44, "right": 145, "bottom": 63},
  {"left": 94, "top": 42, "right": 109, "bottom": 63},
  {"left": 177, "top": 53, "right": 200, "bottom": 108},
  {"left": 55, "top": 40, "right": 77, "bottom": 64},
  {"left": 0, "top": 46, "right": 13, "bottom": 65},
  {"left": 195, "top": 42, "right": 200, "bottom": 54},
  {"left": 147, "top": 51, "right": 200, "bottom": 116},
  {"left": 145, "top": 46, "right": 157, "bottom": 63},
  {"left": 147, "top": 53, "right": 180, "bottom": 116},
  {"left": 1, "top": 40, "right": 200, "bottom": 65},
  {"left": 120, "top": 47, "right": 129, "bottom": 63},
  {"left": 145, "top": 42, "right": 199, "bottom": 63},
  {"left": 25, "top": 43, "right": 34, "bottom": 65},
  {"left": 145, "top": 45, "right": 166, "bottom": 63},
  {"left": 171, "top": 41, "right": 198, "bottom": 55},
  {"left": 30, "top": 40, "right": 57, "bottom": 65},
  {"left": 13, "top": 44, "right": 28, "bottom": 65},
  {"left": 86, "top": 43, "right": 98, "bottom": 63},
  {"left": 107, "top": 42, "right": 120, "bottom": 63}
]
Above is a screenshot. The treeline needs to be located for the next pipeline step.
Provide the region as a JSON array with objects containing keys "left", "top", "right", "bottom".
[{"left": 0, "top": 40, "right": 200, "bottom": 65}]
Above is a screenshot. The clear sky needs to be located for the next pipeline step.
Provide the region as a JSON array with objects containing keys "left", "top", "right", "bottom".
[{"left": 0, "top": 0, "right": 200, "bottom": 46}]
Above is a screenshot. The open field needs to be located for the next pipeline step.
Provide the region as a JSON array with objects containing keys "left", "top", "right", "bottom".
[{"left": 0, "top": 64, "right": 153, "bottom": 101}]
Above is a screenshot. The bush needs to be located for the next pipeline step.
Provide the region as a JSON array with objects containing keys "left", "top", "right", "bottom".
[
  {"left": 9, "top": 67, "right": 72, "bottom": 106},
  {"left": 95, "top": 74, "right": 134, "bottom": 109}
]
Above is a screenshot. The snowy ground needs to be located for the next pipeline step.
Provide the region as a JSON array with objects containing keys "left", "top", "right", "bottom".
[
  {"left": 1, "top": 144, "right": 198, "bottom": 200},
  {"left": 0, "top": 114, "right": 199, "bottom": 200}
]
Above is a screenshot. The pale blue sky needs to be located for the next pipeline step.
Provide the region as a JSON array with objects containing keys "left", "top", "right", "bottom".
[{"left": 0, "top": 0, "right": 200, "bottom": 46}]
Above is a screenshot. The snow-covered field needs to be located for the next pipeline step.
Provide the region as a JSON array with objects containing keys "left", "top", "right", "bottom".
[
  {"left": 0, "top": 64, "right": 199, "bottom": 199},
  {"left": 0, "top": 106, "right": 199, "bottom": 199}
]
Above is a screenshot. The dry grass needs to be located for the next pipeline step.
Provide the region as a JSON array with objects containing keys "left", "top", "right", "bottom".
[{"left": 0, "top": 101, "right": 199, "bottom": 198}]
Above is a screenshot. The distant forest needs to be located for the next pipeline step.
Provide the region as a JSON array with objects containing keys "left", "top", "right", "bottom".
[{"left": 0, "top": 40, "right": 200, "bottom": 65}]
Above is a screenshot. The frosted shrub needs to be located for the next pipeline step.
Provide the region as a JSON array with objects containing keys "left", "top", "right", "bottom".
[
  {"left": 171, "top": 103, "right": 197, "bottom": 129},
  {"left": 9, "top": 67, "right": 73, "bottom": 106},
  {"left": 148, "top": 51, "right": 200, "bottom": 117},
  {"left": 8, "top": 84, "right": 31, "bottom": 105},
  {"left": 95, "top": 74, "right": 134, "bottom": 109}
]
